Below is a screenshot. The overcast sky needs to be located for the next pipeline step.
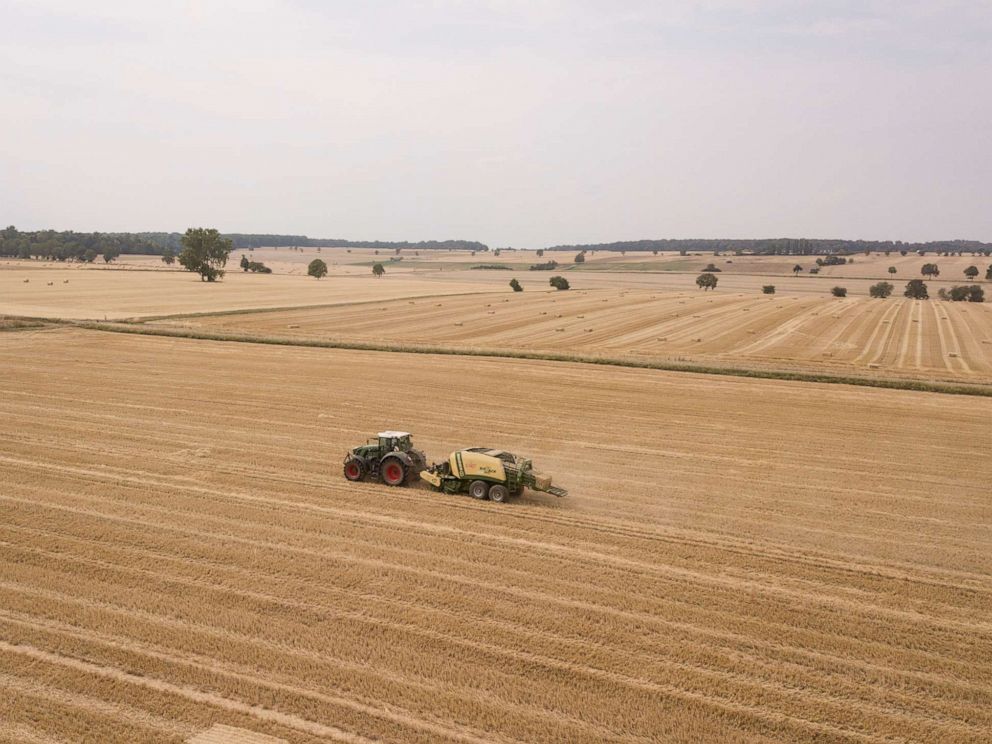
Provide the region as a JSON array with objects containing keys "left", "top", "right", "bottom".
[{"left": 2, "top": 1, "right": 990, "bottom": 247}]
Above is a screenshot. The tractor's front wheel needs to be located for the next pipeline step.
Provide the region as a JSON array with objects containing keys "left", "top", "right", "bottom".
[
  {"left": 488, "top": 485, "right": 509, "bottom": 503},
  {"left": 380, "top": 457, "right": 407, "bottom": 487},
  {"left": 468, "top": 480, "right": 490, "bottom": 500},
  {"left": 343, "top": 459, "right": 364, "bottom": 482}
]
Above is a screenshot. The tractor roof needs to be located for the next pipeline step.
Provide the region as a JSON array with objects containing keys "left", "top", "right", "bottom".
[{"left": 378, "top": 431, "right": 410, "bottom": 438}]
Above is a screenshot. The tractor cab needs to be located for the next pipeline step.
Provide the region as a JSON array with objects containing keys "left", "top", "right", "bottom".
[{"left": 376, "top": 431, "right": 412, "bottom": 453}]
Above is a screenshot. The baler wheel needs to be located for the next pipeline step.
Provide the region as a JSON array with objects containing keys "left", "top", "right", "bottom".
[
  {"left": 380, "top": 457, "right": 407, "bottom": 487},
  {"left": 468, "top": 480, "right": 490, "bottom": 500},
  {"left": 488, "top": 485, "right": 509, "bottom": 503}
]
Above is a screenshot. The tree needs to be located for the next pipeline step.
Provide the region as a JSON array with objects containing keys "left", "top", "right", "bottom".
[
  {"left": 987, "top": 265, "right": 992, "bottom": 281},
  {"left": 904, "top": 279, "right": 929, "bottom": 299},
  {"left": 509, "top": 278, "right": 523, "bottom": 292},
  {"left": 793, "top": 264, "right": 803, "bottom": 275},
  {"left": 869, "top": 282, "right": 894, "bottom": 298},
  {"left": 178, "top": 228, "right": 231, "bottom": 281},
  {"left": 161, "top": 247, "right": 176, "bottom": 265},
  {"left": 308, "top": 259, "right": 328, "bottom": 279},
  {"left": 943, "top": 285, "right": 985, "bottom": 302},
  {"left": 921, "top": 263, "right": 940, "bottom": 278},
  {"left": 82, "top": 249, "right": 97, "bottom": 263},
  {"left": 103, "top": 246, "right": 120, "bottom": 263},
  {"left": 549, "top": 275, "right": 570, "bottom": 290},
  {"left": 574, "top": 251, "right": 585, "bottom": 264},
  {"left": 536, "top": 249, "right": 544, "bottom": 257},
  {"left": 831, "top": 286, "right": 847, "bottom": 297},
  {"left": 702, "top": 263, "right": 721, "bottom": 272},
  {"left": 888, "top": 266, "right": 897, "bottom": 275},
  {"left": 240, "top": 254, "right": 250, "bottom": 271},
  {"left": 372, "top": 262, "right": 385, "bottom": 278},
  {"left": 696, "top": 273, "right": 718, "bottom": 291},
  {"left": 762, "top": 285, "right": 775, "bottom": 294},
  {"left": 964, "top": 265, "right": 979, "bottom": 279}
]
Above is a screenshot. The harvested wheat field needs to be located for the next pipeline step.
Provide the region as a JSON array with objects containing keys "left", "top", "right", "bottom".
[
  {"left": 0, "top": 261, "right": 488, "bottom": 320},
  {"left": 161, "top": 290, "right": 992, "bottom": 385},
  {"left": 1, "top": 328, "right": 990, "bottom": 743}
]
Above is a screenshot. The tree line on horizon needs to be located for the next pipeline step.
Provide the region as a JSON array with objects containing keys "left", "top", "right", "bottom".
[
  {"left": 0, "top": 226, "right": 488, "bottom": 259},
  {"left": 4, "top": 225, "right": 992, "bottom": 261},
  {"left": 546, "top": 238, "right": 992, "bottom": 256}
]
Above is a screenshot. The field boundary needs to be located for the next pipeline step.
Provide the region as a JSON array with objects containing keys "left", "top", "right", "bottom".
[{"left": 57, "top": 320, "right": 992, "bottom": 397}]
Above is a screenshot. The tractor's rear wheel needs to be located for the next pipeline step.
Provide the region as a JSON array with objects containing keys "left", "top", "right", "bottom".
[
  {"left": 343, "top": 459, "right": 364, "bottom": 481},
  {"left": 380, "top": 457, "right": 407, "bottom": 487},
  {"left": 488, "top": 484, "right": 509, "bottom": 503},
  {"left": 468, "top": 480, "right": 490, "bottom": 500}
]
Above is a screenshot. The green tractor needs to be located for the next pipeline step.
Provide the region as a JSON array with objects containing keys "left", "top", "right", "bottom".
[{"left": 343, "top": 431, "right": 427, "bottom": 487}]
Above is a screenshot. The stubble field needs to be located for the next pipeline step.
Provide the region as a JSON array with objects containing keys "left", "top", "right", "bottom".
[
  {"left": 160, "top": 289, "right": 992, "bottom": 385},
  {"left": 1, "top": 328, "right": 990, "bottom": 743},
  {"left": 0, "top": 259, "right": 489, "bottom": 320}
]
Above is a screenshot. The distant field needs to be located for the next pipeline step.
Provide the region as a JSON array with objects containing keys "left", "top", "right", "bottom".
[
  {"left": 157, "top": 289, "right": 992, "bottom": 385},
  {"left": 2, "top": 329, "right": 990, "bottom": 742},
  {"left": 0, "top": 260, "right": 489, "bottom": 320}
]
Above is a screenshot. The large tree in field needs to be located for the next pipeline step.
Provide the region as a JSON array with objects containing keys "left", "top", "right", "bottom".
[
  {"left": 178, "top": 228, "right": 231, "bottom": 281},
  {"left": 696, "top": 272, "right": 718, "bottom": 290},
  {"left": 964, "top": 265, "right": 979, "bottom": 280},
  {"left": 308, "top": 258, "right": 328, "bottom": 279},
  {"left": 921, "top": 263, "right": 940, "bottom": 278},
  {"left": 869, "top": 281, "right": 893, "bottom": 298},
  {"left": 372, "top": 262, "right": 385, "bottom": 278},
  {"left": 904, "top": 279, "right": 929, "bottom": 299}
]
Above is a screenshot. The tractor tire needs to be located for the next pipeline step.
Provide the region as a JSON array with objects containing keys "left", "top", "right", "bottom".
[
  {"left": 343, "top": 459, "right": 364, "bottom": 482},
  {"left": 488, "top": 484, "right": 509, "bottom": 503},
  {"left": 380, "top": 457, "right": 408, "bottom": 487},
  {"left": 468, "top": 480, "right": 490, "bottom": 500}
]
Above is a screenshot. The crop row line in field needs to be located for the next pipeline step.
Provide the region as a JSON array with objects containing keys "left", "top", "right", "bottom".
[
  {"left": 5, "top": 468, "right": 987, "bottom": 643},
  {"left": 0, "top": 605, "right": 508, "bottom": 744},
  {"left": 0, "top": 640, "right": 369, "bottom": 744},
  {"left": 5, "top": 444, "right": 990, "bottom": 600},
  {"left": 2, "top": 448, "right": 983, "bottom": 630},
  {"left": 61, "top": 322, "right": 992, "bottom": 396},
  {"left": 0, "top": 670, "right": 194, "bottom": 740},
  {"left": 0, "top": 570, "right": 910, "bottom": 744},
  {"left": 7, "top": 431, "right": 987, "bottom": 609},
  {"left": 8, "top": 516, "right": 990, "bottom": 722},
  {"left": 5, "top": 484, "right": 988, "bottom": 680}
]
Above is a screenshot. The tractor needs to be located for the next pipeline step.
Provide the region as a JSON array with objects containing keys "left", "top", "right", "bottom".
[
  {"left": 343, "top": 431, "right": 427, "bottom": 486},
  {"left": 420, "top": 447, "right": 568, "bottom": 503}
]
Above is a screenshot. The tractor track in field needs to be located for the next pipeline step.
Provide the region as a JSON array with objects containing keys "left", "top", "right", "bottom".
[
  {"left": 0, "top": 589, "right": 948, "bottom": 744},
  {"left": 0, "top": 641, "right": 373, "bottom": 744},
  {"left": 6, "top": 524, "right": 991, "bottom": 715},
  {"left": 0, "top": 671, "right": 196, "bottom": 740},
  {"left": 3, "top": 449, "right": 989, "bottom": 593},
  {"left": 5, "top": 471, "right": 991, "bottom": 642},
  {"left": 4, "top": 488, "right": 990, "bottom": 696},
  {"left": 0, "top": 612, "right": 515, "bottom": 744}
]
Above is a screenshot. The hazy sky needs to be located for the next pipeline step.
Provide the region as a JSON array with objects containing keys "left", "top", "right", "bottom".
[{"left": 2, "top": 1, "right": 990, "bottom": 247}]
